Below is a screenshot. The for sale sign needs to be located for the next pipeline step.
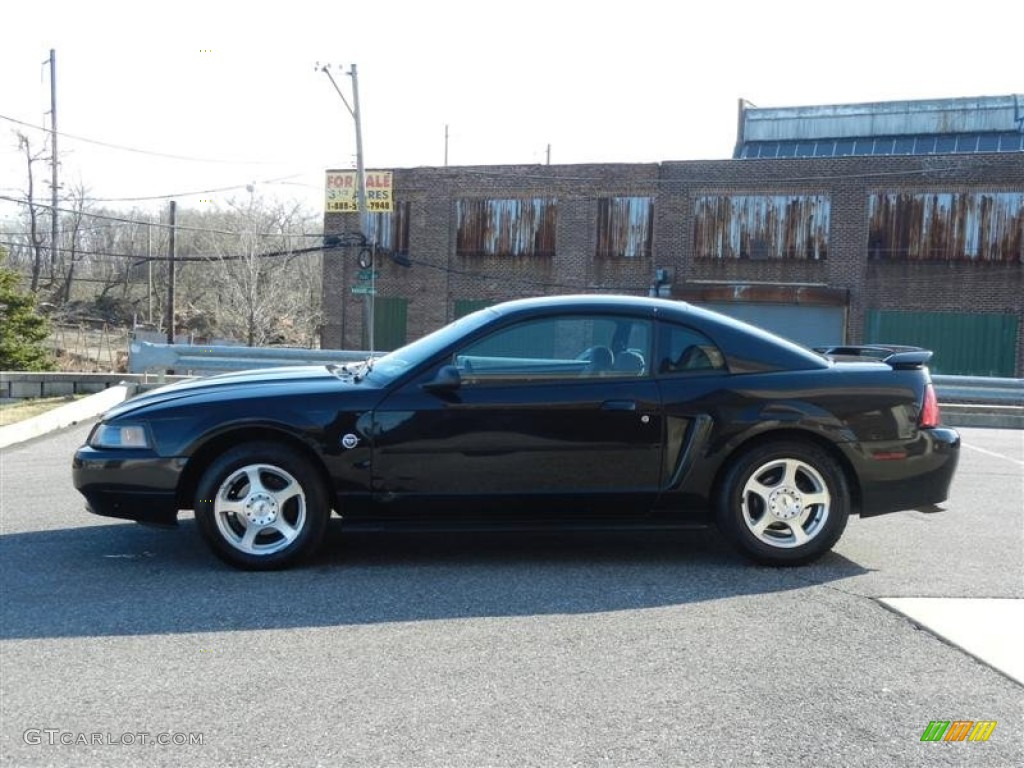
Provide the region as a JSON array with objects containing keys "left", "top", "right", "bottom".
[{"left": 325, "top": 171, "right": 393, "bottom": 213}]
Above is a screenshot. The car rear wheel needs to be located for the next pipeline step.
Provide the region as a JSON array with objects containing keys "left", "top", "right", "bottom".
[
  {"left": 716, "top": 441, "right": 849, "bottom": 566},
  {"left": 194, "top": 442, "right": 329, "bottom": 570}
]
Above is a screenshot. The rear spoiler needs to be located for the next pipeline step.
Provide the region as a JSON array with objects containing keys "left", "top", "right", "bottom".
[{"left": 815, "top": 345, "right": 933, "bottom": 369}]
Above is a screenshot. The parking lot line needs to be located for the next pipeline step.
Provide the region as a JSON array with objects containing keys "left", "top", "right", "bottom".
[{"left": 960, "top": 442, "right": 1024, "bottom": 467}]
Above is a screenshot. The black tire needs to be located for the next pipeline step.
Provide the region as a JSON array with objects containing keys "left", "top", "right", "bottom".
[
  {"left": 194, "top": 441, "right": 329, "bottom": 570},
  {"left": 715, "top": 440, "right": 849, "bottom": 566}
]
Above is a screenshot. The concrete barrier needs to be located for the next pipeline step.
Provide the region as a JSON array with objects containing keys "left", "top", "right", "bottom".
[
  {"left": 0, "top": 385, "right": 130, "bottom": 449},
  {"left": 0, "top": 372, "right": 190, "bottom": 400}
]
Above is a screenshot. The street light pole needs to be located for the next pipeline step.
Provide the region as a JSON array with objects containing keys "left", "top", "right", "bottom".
[{"left": 319, "top": 62, "right": 373, "bottom": 352}]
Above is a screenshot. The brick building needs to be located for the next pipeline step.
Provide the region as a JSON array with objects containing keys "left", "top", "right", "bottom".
[{"left": 323, "top": 95, "right": 1024, "bottom": 376}]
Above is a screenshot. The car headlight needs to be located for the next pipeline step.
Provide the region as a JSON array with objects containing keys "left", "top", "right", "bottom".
[{"left": 89, "top": 423, "right": 152, "bottom": 449}]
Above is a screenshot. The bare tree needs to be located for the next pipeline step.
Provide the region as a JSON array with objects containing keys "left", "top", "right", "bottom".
[
  {"left": 198, "top": 194, "right": 317, "bottom": 346},
  {"left": 292, "top": 249, "right": 324, "bottom": 347},
  {"left": 57, "top": 182, "right": 89, "bottom": 304},
  {"left": 15, "top": 132, "right": 48, "bottom": 292},
  {"left": 3, "top": 166, "right": 323, "bottom": 344}
]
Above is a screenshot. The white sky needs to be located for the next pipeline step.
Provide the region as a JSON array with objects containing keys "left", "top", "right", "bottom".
[{"left": 1, "top": 0, "right": 1021, "bottom": 226}]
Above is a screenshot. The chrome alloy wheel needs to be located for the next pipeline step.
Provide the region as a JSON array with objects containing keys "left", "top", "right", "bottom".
[
  {"left": 739, "top": 457, "right": 831, "bottom": 549},
  {"left": 213, "top": 463, "right": 307, "bottom": 556}
]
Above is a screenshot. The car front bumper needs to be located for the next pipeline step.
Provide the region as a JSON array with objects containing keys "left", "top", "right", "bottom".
[{"left": 72, "top": 446, "right": 186, "bottom": 526}]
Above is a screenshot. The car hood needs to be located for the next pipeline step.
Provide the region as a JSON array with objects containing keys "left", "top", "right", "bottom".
[{"left": 104, "top": 365, "right": 367, "bottom": 419}]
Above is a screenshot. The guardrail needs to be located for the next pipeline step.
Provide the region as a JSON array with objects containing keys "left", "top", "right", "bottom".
[
  {"left": 4, "top": 351, "right": 1023, "bottom": 427},
  {"left": 933, "top": 375, "right": 1023, "bottom": 405},
  {"left": 0, "top": 342, "right": 1011, "bottom": 405},
  {"left": 127, "top": 341, "right": 374, "bottom": 376},
  {"left": 120, "top": 342, "right": 1023, "bottom": 405}
]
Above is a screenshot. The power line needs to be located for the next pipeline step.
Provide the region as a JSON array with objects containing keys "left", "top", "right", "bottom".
[
  {"left": 0, "top": 112, "right": 284, "bottom": 165},
  {"left": 450, "top": 161, "right": 982, "bottom": 185},
  {"left": 1, "top": 234, "right": 625, "bottom": 291},
  {"left": 0, "top": 237, "right": 344, "bottom": 263},
  {"left": 276, "top": 180, "right": 324, "bottom": 190},
  {"left": 3, "top": 224, "right": 606, "bottom": 290},
  {"left": 0, "top": 194, "right": 326, "bottom": 238},
  {"left": 1, "top": 220, "right": 154, "bottom": 237},
  {"left": 5, "top": 157, "right": 1008, "bottom": 246},
  {"left": 86, "top": 175, "right": 305, "bottom": 203},
  {"left": 0, "top": 175, "right": 314, "bottom": 233},
  {"left": 1, "top": 170, "right": 314, "bottom": 206}
]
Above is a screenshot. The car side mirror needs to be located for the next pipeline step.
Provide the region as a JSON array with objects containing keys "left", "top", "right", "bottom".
[{"left": 422, "top": 365, "right": 462, "bottom": 394}]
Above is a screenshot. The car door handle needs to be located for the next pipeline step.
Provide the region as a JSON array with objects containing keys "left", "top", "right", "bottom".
[{"left": 601, "top": 400, "right": 637, "bottom": 412}]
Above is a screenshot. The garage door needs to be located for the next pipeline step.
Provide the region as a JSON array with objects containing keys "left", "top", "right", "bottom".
[{"left": 699, "top": 302, "right": 846, "bottom": 348}]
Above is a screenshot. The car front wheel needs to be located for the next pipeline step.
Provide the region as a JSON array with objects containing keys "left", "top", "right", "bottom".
[
  {"left": 194, "top": 442, "right": 329, "bottom": 570},
  {"left": 716, "top": 441, "right": 849, "bottom": 566}
]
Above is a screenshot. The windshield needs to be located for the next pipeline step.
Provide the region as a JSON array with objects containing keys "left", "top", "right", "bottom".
[{"left": 362, "top": 307, "right": 498, "bottom": 384}]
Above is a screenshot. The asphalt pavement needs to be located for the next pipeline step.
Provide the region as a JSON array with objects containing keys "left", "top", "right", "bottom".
[{"left": 0, "top": 420, "right": 1021, "bottom": 767}]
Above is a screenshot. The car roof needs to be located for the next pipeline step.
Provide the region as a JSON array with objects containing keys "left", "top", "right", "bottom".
[{"left": 490, "top": 293, "right": 678, "bottom": 314}]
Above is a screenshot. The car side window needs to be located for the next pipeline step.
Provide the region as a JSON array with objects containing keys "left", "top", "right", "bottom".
[
  {"left": 659, "top": 323, "right": 727, "bottom": 375},
  {"left": 454, "top": 315, "right": 652, "bottom": 383}
]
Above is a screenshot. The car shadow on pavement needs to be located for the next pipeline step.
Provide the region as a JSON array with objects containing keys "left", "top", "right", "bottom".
[{"left": 0, "top": 519, "right": 868, "bottom": 640}]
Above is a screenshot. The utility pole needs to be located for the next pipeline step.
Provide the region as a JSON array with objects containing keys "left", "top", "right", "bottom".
[
  {"left": 147, "top": 221, "right": 153, "bottom": 324},
  {"left": 350, "top": 65, "right": 374, "bottom": 353},
  {"left": 444, "top": 124, "right": 449, "bottom": 167},
  {"left": 349, "top": 65, "right": 368, "bottom": 218},
  {"left": 318, "top": 62, "right": 373, "bottom": 351},
  {"left": 45, "top": 49, "right": 58, "bottom": 278},
  {"left": 166, "top": 201, "right": 176, "bottom": 345}
]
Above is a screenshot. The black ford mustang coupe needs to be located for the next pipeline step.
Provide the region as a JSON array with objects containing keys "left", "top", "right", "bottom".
[{"left": 73, "top": 295, "right": 960, "bottom": 569}]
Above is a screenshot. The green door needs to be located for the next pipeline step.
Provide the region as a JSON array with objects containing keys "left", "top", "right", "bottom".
[
  {"left": 453, "top": 299, "right": 492, "bottom": 319},
  {"left": 864, "top": 310, "right": 1018, "bottom": 376},
  {"left": 364, "top": 296, "right": 408, "bottom": 352}
]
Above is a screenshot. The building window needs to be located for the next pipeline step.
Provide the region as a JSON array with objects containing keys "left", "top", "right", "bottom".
[
  {"left": 361, "top": 201, "right": 410, "bottom": 255},
  {"left": 693, "top": 195, "right": 830, "bottom": 260},
  {"left": 456, "top": 199, "right": 556, "bottom": 257},
  {"left": 868, "top": 192, "right": 1024, "bottom": 263},
  {"left": 596, "top": 197, "right": 654, "bottom": 258}
]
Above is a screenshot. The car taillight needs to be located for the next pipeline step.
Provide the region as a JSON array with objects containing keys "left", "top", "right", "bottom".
[{"left": 920, "top": 383, "right": 940, "bottom": 428}]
